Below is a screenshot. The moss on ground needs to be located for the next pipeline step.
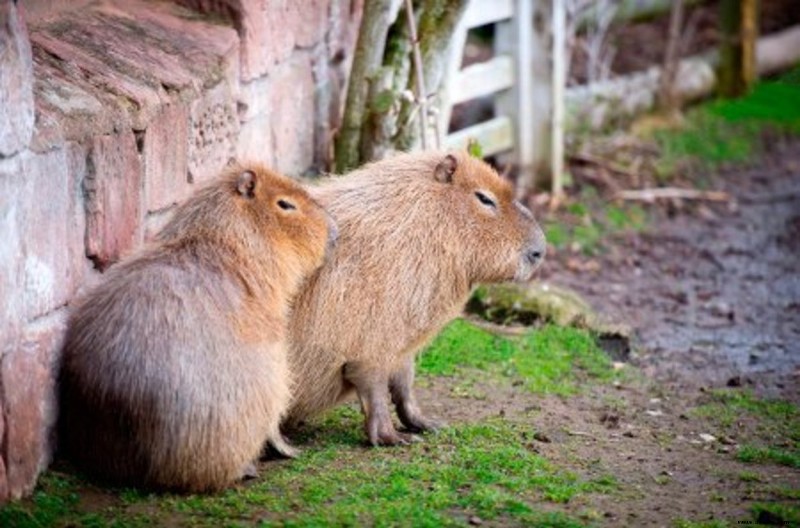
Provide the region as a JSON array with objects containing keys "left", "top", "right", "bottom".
[{"left": 419, "top": 320, "right": 620, "bottom": 395}]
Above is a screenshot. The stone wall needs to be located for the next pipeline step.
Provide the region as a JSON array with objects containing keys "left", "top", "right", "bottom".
[{"left": 0, "top": 0, "right": 363, "bottom": 501}]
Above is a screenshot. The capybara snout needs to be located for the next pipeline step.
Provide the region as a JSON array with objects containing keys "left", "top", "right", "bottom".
[{"left": 516, "top": 216, "right": 547, "bottom": 281}]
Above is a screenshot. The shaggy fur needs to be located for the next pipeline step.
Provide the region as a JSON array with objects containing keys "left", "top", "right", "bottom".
[
  {"left": 287, "top": 151, "right": 545, "bottom": 445},
  {"left": 59, "top": 164, "right": 334, "bottom": 492}
]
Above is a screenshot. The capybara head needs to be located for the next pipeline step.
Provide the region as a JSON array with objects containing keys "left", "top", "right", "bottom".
[
  {"left": 430, "top": 152, "right": 546, "bottom": 282},
  {"left": 315, "top": 151, "right": 545, "bottom": 288},
  {"left": 160, "top": 164, "right": 337, "bottom": 280}
]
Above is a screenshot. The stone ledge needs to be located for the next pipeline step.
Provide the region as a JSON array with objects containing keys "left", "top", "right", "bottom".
[{"left": 29, "top": 0, "right": 239, "bottom": 144}]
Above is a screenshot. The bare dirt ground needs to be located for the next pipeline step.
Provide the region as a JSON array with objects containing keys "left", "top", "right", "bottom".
[
  {"left": 418, "top": 138, "right": 800, "bottom": 526},
  {"left": 546, "top": 136, "right": 800, "bottom": 399}
]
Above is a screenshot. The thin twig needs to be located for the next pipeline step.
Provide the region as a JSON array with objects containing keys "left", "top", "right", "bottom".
[
  {"left": 615, "top": 188, "right": 732, "bottom": 203},
  {"left": 404, "top": 0, "right": 428, "bottom": 149},
  {"left": 569, "top": 153, "right": 637, "bottom": 178}
]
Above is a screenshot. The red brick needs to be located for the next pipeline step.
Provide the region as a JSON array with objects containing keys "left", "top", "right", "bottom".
[
  {"left": 0, "top": 158, "right": 25, "bottom": 329},
  {"left": 143, "top": 103, "right": 191, "bottom": 212},
  {"left": 65, "top": 144, "right": 98, "bottom": 289},
  {"left": 0, "top": 1, "right": 35, "bottom": 157},
  {"left": 188, "top": 82, "right": 239, "bottom": 184},
  {"left": 294, "top": 0, "right": 330, "bottom": 49},
  {"left": 0, "top": 151, "right": 76, "bottom": 321},
  {"left": 269, "top": 53, "right": 315, "bottom": 175},
  {"left": 85, "top": 132, "right": 143, "bottom": 270},
  {"left": 2, "top": 311, "right": 66, "bottom": 500},
  {"left": 176, "top": 0, "right": 327, "bottom": 81}
]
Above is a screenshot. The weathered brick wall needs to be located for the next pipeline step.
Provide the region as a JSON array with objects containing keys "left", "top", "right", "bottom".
[{"left": 0, "top": 0, "right": 363, "bottom": 501}]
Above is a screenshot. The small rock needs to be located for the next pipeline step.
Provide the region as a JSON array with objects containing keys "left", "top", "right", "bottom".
[
  {"left": 698, "top": 433, "right": 717, "bottom": 443},
  {"left": 533, "top": 431, "right": 551, "bottom": 443},
  {"left": 719, "top": 435, "right": 736, "bottom": 445},
  {"left": 649, "top": 398, "right": 662, "bottom": 404},
  {"left": 468, "top": 515, "right": 483, "bottom": 526},
  {"left": 726, "top": 376, "right": 742, "bottom": 387},
  {"left": 645, "top": 409, "right": 664, "bottom": 417},
  {"left": 600, "top": 412, "right": 620, "bottom": 428},
  {"left": 717, "top": 446, "right": 731, "bottom": 454},
  {"left": 623, "top": 430, "right": 636, "bottom": 438}
]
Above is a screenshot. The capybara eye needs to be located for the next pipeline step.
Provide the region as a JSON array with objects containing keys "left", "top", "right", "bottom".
[
  {"left": 277, "top": 199, "right": 297, "bottom": 211},
  {"left": 475, "top": 191, "right": 496, "bottom": 208}
]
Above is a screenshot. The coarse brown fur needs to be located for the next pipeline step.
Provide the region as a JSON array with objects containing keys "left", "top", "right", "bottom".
[
  {"left": 287, "top": 151, "right": 545, "bottom": 446},
  {"left": 59, "top": 164, "right": 334, "bottom": 492}
]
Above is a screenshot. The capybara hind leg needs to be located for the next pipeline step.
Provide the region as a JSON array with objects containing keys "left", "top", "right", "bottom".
[
  {"left": 344, "top": 362, "right": 419, "bottom": 446},
  {"left": 390, "top": 358, "right": 445, "bottom": 433}
]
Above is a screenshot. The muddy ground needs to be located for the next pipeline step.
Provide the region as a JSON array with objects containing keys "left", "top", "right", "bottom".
[
  {"left": 546, "top": 136, "right": 800, "bottom": 398},
  {"left": 418, "top": 137, "right": 800, "bottom": 526}
]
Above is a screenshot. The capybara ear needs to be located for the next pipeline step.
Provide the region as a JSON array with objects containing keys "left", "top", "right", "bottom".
[
  {"left": 236, "top": 170, "right": 257, "bottom": 198},
  {"left": 434, "top": 154, "right": 457, "bottom": 184}
]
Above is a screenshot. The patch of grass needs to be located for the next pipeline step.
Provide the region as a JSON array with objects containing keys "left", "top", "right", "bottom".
[
  {"left": 673, "top": 520, "right": 728, "bottom": 528},
  {"left": 417, "top": 319, "right": 517, "bottom": 377},
  {"left": 419, "top": 320, "right": 616, "bottom": 395},
  {"left": 751, "top": 502, "right": 800, "bottom": 527},
  {"left": 737, "top": 470, "right": 761, "bottom": 483},
  {"left": 737, "top": 445, "right": 800, "bottom": 469},
  {"left": 3, "top": 418, "right": 613, "bottom": 527},
  {"left": 691, "top": 388, "right": 800, "bottom": 469},
  {"left": 651, "top": 70, "right": 800, "bottom": 172},
  {"left": 543, "top": 195, "right": 648, "bottom": 255}
]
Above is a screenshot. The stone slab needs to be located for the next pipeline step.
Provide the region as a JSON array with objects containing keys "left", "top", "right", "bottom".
[
  {"left": 85, "top": 132, "right": 143, "bottom": 270},
  {"left": 2, "top": 310, "right": 66, "bottom": 500},
  {"left": 144, "top": 103, "right": 191, "bottom": 212},
  {"left": 0, "top": 1, "right": 35, "bottom": 157}
]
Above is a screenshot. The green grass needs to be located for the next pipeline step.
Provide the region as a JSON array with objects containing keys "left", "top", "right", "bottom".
[
  {"left": 751, "top": 503, "right": 800, "bottom": 527},
  {"left": 652, "top": 67, "right": 800, "bottom": 172},
  {"left": 543, "top": 200, "right": 647, "bottom": 255},
  {"left": 673, "top": 521, "right": 728, "bottom": 528},
  {"left": 419, "top": 319, "right": 617, "bottom": 395},
  {"left": 690, "top": 388, "right": 800, "bottom": 469},
  {"left": 2, "top": 320, "right": 620, "bottom": 528},
  {"left": 1, "top": 414, "right": 615, "bottom": 527},
  {"left": 737, "top": 445, "right": 800, "bottom": 468}
]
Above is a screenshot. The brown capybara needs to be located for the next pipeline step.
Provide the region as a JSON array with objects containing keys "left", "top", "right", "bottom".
[
  {"left": 286, "top": 151, "right": 545, "bottom": 446},
  {"left": 59, "top": 164, "right": 335, "bottom": 492}
]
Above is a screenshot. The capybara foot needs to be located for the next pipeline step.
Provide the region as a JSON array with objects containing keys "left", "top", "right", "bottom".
[
  {"left": 399, "top": 412, "right": 445, "bottom": 434},
  {"left": 366, "top": 416, "right": 420, "bottom": 446}
]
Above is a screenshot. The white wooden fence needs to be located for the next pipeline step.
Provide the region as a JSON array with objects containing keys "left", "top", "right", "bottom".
[{"left": 441, "top": 0, "right": 561, "bottom": 196}]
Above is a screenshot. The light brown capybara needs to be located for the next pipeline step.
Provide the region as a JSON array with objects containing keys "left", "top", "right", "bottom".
[
  {"left": 286, "top": 150, "right": 545, "bottom": 446},
  {"left": 59, "top": 164, "right": 336, "bottom": 492}
]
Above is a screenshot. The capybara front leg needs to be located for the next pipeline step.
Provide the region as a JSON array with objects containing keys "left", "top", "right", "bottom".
[
  {"left": 343, "top": 362, "right": 419, "bottom": 447},
  {"left": 389, "top": 358, "right": 445, "bottom": 434}
]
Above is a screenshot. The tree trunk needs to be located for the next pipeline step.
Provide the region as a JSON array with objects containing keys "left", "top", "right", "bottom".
[
  {"left": 336, "top": 0, "right": 468, "bottom": 171},
  {"left": 658, "top": 0, "right": 685, "bottom": 117},
  {"left": 334, "top": 0, "right": 395, "bottom": 173},
  {"left": 718, "top": 0, "right": 759, "bottom": 97}
]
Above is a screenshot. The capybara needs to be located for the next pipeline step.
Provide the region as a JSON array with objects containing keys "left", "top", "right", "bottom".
[
  {"left": 287, "top": 151, "right": 545, "bottom": 446},
  {"left": 59, "top": 164, "right": 335, "bottom": 492}
]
